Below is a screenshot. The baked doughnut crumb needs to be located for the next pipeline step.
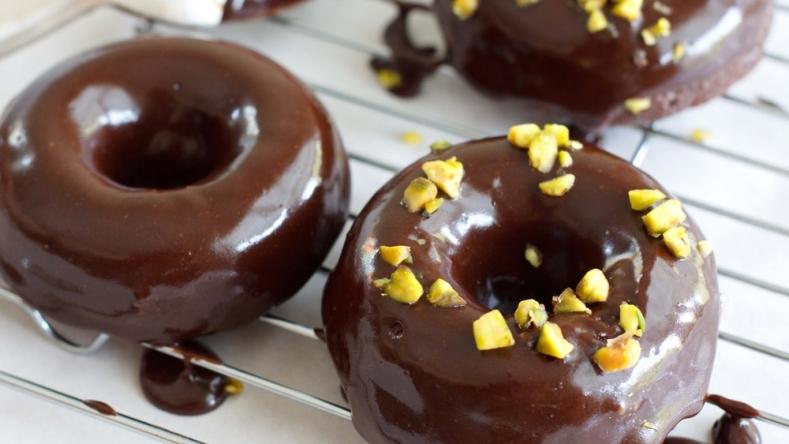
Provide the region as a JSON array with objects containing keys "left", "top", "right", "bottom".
[
  {"left": 537, "top": 322, "right": 574, "bottom": 359},
  {"left": 473, "top": 310, "right": 515, "bottom": 350},
  {"left": 515, "top": 299, "right": 548, "bottom": 329}
]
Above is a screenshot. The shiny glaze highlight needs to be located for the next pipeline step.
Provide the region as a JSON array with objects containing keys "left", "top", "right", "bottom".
[
  {"left": 0, "top": 37, "right": 349, "bottom": 344},
  {"left": 223, "top": 0, "right": 307, "bottom": 20},
  {"left": 323, "top": 138, "right": 719, "bottom": 443}
]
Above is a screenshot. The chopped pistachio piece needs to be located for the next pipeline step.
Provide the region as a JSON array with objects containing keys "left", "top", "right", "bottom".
[
  {"left": 401, "top": 131, "right": 423, "bottom": 145},
  {"left": 524, "top": 244, "right": 542, "bottom": 268},
  {"left": 579, "top": 0, "right": 607, "bottom": 12},
  {"left": 224, "top": 379, "right": 244, "bottom": 395},
  {"left": 428, "top": 278, "right": 467, "bottom": 307},
  {"left": 576, "top": 268, "right": 609, "bottom": 303},
  {"left": 539, "top": 174, "right": 576, "bottom": 197},
  {"left": 587, "top": 8, "right": 608, "bottom": 33},
  {"left": 372, "top": 278, "right": 391, "bottom": 289},
  {"left": 452, "top": 0, "right": 478, "bottom": 19},
  {"left": 403, "top": 177, "right": 438, "bottom": 213},
  {"left": 642, "top": 199, "right": 686, "bottom": 236},
  {"left": 625, "top": 97, "right": 652, "bottom": 115},
  {"left": 652, "top": 1, "right": 672, "bottom": 14},
  {"left": 663, "top": 226, "right": 691, "bottom": 259},
  {"left": 593, "top": 334, "right": 642, "bottom": 373},
  {"left": 558, "top": 151, "right": 573, "bottom": 168},
  {"left": 514, "top": 299, "right": 548, "bottom": 329},
  {"left": 641, "top": 18, "right": 672, "bottom": 47},
  {"left": 619, "top": 303, "right": 645, "bottom": 337},
  {"left": 536, "top": 322, "right": 574, "bottom": 359},
  {"left": 628, "top": 189, "right": 667, "bottom": 211},
  {"left": 543, "top": 124, "right": 571, "bottom": 147},
  {"left": 673, "top": 42, "right": 686, "bottom": 62},
  {"left": 383, "top": 266, "right": 423, "bottom": 304},
  {"left": 379, "top": 245, "right": 412, "bottom": 267},
  {"left": 508, "top": 123, "right": 541, "bottom": 148},
  {"left": 424, "top": 198, "right": 444, "bottom": 215},
  {"left": 611, "top": 0, "right": 643, "bottom": 21},
  {"left": 528, "top": 132, "right": 559, "bottom": 173},
  {"left": 568, "top": 140, "right": 584, "bottom": 151},
  {"left": 516, "top": 0, "right": 541, "bottom": 6},
  {"left": 697, "top": 240, "right": 713, "bottom": 258},
  {"left": 473, "top": 310, "right": 515, "bottom": 351},
  {"left": 376, "top": 68, "right": 402, "bottom": 90},
  {"left": 422, "top": 156, "right": 464, "bottom": 199},
  {"left": 553, "top": 288, "right": 592, "bottom": 314},
  {"left": 430, "top": 139, "right": 452, "bottom": 151},
  {"left": 690, "top": 128, "right": 712, "bottom": 143}
]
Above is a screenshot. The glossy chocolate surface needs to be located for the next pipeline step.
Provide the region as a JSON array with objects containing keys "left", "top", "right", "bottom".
[
  {"left": 223, "top": 0, "right": 306, "bottom": 20},
  {"left": 0, "top": 37, "right": 349, "bottom": 344},
  {"left": 323, "top": 137, "right": 720, "bottom": 443},
  {"left": 378, "top": 0, "right": 771, "bottom": 130},
  {"left": 140, "top": 342, "right": 231, "bottom": 415},
  {"left": 83, "top": 400, "right": 117, "bottom": 416}
]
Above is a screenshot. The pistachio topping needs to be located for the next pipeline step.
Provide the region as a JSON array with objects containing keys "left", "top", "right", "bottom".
[
  {"left": 452, "top": 0, "right": 478, "bottom": 19},
  {"left": 690, "top": 128, "right": 712, "bottom": 143},
  {"left": 611, "top": 0, "right": 643, "bottom": 21},
  {"left": 224, "top": 379, "right": 244, "bottom": 396},
  {"left": 625, "top": 97, "right": 652, "bottom": 115},
  {"left": 619, "top": 303, "right": 645, "bottom": 337},
  {"left": 642, "top": 199, "right": 686, "bottom": 236},
  {"left": 508, "top": 123, "right": 541, "bottom": 149},
  {"left": 376, "top": 68, "right": 402, "bottom": 90},
  {"left": 672, "top": 42, "right": 686, "bottom": 62},
  {"left": 663, "top": 225, "right": 691, "bottom": 259},
  {"left": 529, "top": 133, "right": 559, "bottom": 173},
  {"left": 382, "top": 266, "right": 424, "bottom": 305},
  {"left": 430, "top": 139, "right": 452, "bottom": 151},
  {"left": 424, "top": 197, "right": 444, "bottom": 215},
  {"left": 697, "top": 240, "right": 713, "bottom": 258},
  {"left": 628, "top": 189, "right": 667, "bottom": 211},
  {"left": 372, "top": 278, "right": 391, "bottom": 289},
  {"left": 516, "top": 0, "right": 541, "bottom": 6},
  {"left": 652, "top": 1, "right": 672, "bottom": 15},
  {"left": 401, "top": 131, "right": 423, "bottom": 145},
  {"left": 568, "top": 140, "right": 584, "bottom": 151},
  {"left": 586, "top": 8, "right": 609, "bottom": 33},
  {"left": 403, "top": 177, "right": 438, "bottom": 213},
  {"left": 428, "top": 278, "right": 467, "bottom": 307},
  {"left": 641, "top": 18, "right": 671, "bottom": 46},
  {"left": 593, "top": 334, "right": 641, "bottom": 373},
  {"left": 536, "top": 322, "right": 574, "bottom": 359},
  {"left": 515, "top": 299, "right": 548, "bottom": 329},
  {"left": 524, "top": 244, "right": 542, "bottom": 268},
  {"left": 539, "top": 174, "right": 576, "bottom": 197},
  {"left": 553, "top": 288, "right": 592, "bottom": 314},
  {"left": 576, "top": 268, "right": 609, "bottom": 303},
  {"left": 422, "top": 156, "right": 464, "bottom": 199},
  {"left": 379, "top": 245, "right": 412, "bottom": 267},
  {"left": 473, "top": 310, "right": 515, "bottom": 351},
  {"left": 558, "top": 151, "right": 573, "bottom": 168},
  {"left": 543, "top": 124, "right": 571, "bottom": 147}
]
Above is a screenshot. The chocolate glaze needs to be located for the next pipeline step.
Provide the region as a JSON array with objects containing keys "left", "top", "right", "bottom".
[
  {"left": 323, "top": 137, "right": 720, "bottom": 443},
  {"left": 665, "top": 395, "right": 761, "bottom": 443},
  {"left": 140, "top": 342, "right": 231, "bottom": 415},
  {"left": 223, "top": 0, "right": 306, "bottom": 20},
  {"left": 83, "top": 400, "right": 117, "bottom": 416},
  {"left": 0, "top": 37, "right": 349, "bottom": 344},
  {"left": 377, "top": 0, "right": 772, "bottom": 130}
]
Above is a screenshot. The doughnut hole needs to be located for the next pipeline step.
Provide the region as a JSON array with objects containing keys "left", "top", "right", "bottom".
[
  {"left": 75, "top": 87, "right": 248, "bottom": 190},
  {"left": 451, "top": 224, "right": 605, "bottom": 314}
]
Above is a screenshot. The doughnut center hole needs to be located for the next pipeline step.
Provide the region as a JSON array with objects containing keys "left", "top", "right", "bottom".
[
  {"left": 79, "top": 89, "right": 246, "bottom": 190},
  {"left": 453, "top": 225, "right": 605, "bottom": 313}
]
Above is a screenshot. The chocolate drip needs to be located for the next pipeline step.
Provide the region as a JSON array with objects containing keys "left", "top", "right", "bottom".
[
  {"left": 665, "top": 395, "right": 761, "bottom": 444},
  {"left": 140, "top": 342, "right": 232, "bottom": 415},
  {"left": 371, "top": 1, "right": 443, "bottom": 97},
  {"left": 83, "top": 400, "right": 117, "bottom": 416}
]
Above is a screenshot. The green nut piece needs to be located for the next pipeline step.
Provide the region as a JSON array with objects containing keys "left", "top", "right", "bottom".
[
  {"left": 383, "top": 266, "right": 423, "bottom": 305},
  {"left": 428, "top": 278, "right": 467, "bottom": 308},
  {"left": 402, "top": 177, "right": 438, "bottom": 213},
  {"left": 528, "top": 132, "right": 559, "bottom": 173},
  {"left": 538, "top": 174, "right": 576, "bottom": 197},
  {"left": 422, "top": 156, "right": 464, "bottom": 199},
  {"left": 628, "top": 189, "right": 667, "bottom": 211},
  {"left": 514, "top": 299, "right": 548, "bottom": 329},
  {"left": 424, "top": 198, "right": 444, "bottom": 215},
  {"left": 379, "top": 245, "right": 412, "bottom": 267},
  {"left": 558, "top": 151, "right": 573, "bottom": 168},
  {"left": 642, "top": 199, "right": 686, "bottom": 236},
  {"left": 553, "top": 288, "right": 592, "bottom": 314},
  {"left": 536, "top": 322, "right": 574, "bottom": 359},
  {"left": 543, "top": 124, "right": 571, "bottom": 147},
  {"left": 697, "top": 240, "right": 713, "bottom": 258},
  {"left": 576, "top": 268, "right": 609, "bottom": 303},
  {"left": 593, "top": 334, "right": 642, "bottom": 373},
  {"left": 430, "top": 139, "right": 452, "bottom": 151},
  {"left": 619, "top": 303, "right": 645, "bottom": 337},
  {"left": 473, "top": 309, "right": 515, "bottom": 351},
  {"left": 524, "top": 244, "right": 542, "bottom": 268},
  {"left": 663, "top": 226, "right": 691, "bottom": 259},
  {"left": 508, "top": 123, "right": 541, "bottom": 149}
]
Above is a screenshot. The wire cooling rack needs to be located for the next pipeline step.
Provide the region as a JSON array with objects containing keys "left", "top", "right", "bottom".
[{"left": 1, "top": 1, "right": 788, "bottom": 442}]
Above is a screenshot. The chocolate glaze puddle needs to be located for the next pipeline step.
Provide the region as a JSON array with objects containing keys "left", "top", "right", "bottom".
[
  {"left": 665, "top": 395, "right": 761, "bottom": 444},
  {"left": 83, "top": 400, "right": 117, "bottom": 416},
  {"left": 140, "top": 342, "right": 236, "bottom": 415}
]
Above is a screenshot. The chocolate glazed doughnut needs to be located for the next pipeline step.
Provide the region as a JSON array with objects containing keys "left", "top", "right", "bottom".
[
  {"left": 374, "top": 0, "right": 772, "bottom": 130},
  {"left": 323, "top": 135, "right": 719, "bottom": 443},
  {"left": 0, "top": 37, "right": 349, "bottom": 344}
]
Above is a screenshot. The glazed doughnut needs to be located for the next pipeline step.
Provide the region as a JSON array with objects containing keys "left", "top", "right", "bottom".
[
  {"left": 0, "top": 37, "right": 349, "bottom": 344},
  {"left": 323, "top": 125, "right": 719, "bottom": 443},
  {"left": 374, "top": 0, "right": 772, "bottom": 130},
  {"left": 223, "top": 0, "right": 306, "bottom": 20}
]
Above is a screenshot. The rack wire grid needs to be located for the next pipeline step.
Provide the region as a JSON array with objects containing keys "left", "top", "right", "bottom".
[{"left": 1, "top": 1, "right": 788, "bottom": 442}]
